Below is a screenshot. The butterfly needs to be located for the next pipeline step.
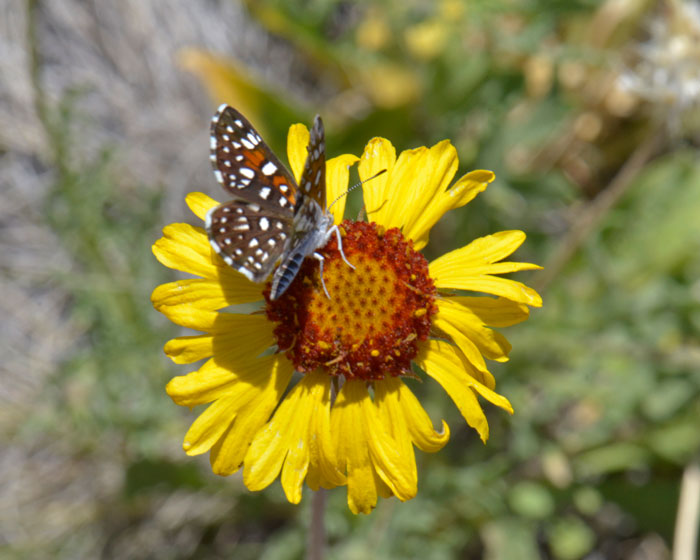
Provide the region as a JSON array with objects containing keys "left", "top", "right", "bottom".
[{"left": 206, "top": 104, "right": 352, "bottom": 300}]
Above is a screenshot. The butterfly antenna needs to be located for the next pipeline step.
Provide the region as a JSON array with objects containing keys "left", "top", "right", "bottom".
[{"left": 328, "top": 169, "right": 387, "bottom": 211}]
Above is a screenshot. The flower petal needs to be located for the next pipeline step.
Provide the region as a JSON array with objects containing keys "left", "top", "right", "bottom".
[
  {"left": 359, "top": 138, "right": 396, "bottom": 226},
  {"left": 186, "top": 191, "right": 219, "bottom": 221},
  {"left": 209, "top": 356, "right": 294, "bottom": 475},
  {"left": 430, "top": 231, "right": 542, "bottom": 307},
  {"left": 162, "top": 334, "right": 214, "bottom": 364},
  {"left": 448, "top": 296, "right": 530, "bottom": 327},
  {"left": 326, "top": 154, "right": 359, "bottom": 224},
  {"left": 162, "top": 313, "right": 274, "bottom": 364},
  {"left": 436, "top": 298, "right": 516, "bottom": 365},
  {"left": 244, "top": 370, "right": 345, "bottom": 503},
  {"left": 152, "top": 223, "right": 217, "bottom": 278},
  {"left": 433, "top": 310, "right": 491, "bottom": 374},
  {"left": 152, "top": 223, "right": 263, "bottom": 296},
  {"left": 287, "top": 123, "right": 310, "bottom": 182},
  {"left": 374, "top": 377, "right": 450, "bottom": 454},
  {"left": 332, "top": 379, "right": 415, "bottom": 514},
  {"left": 432, "top": 230, "right": 525, "bottom": 268},
  {"left": 167, "top": 349, "right": 277, "bottom": 407},
  {"left": 416, "top": 340, "right": 513, "bottom": 443},
  {"left": 400, "top": 140, "right": 458, "bottom": 236},
  {"left": 407, "top": 170, "right": 494, "bottom": 250},
  {"left": 438, "top": 275, "right": 542, "bottom": 307},
  {"left": 182, "top": 395, "right": 241, "bottom": 456},
  {"left": 380, "top": 146, "right": 429, "bottom": 230},
  {"left": 151, "top": 277, "right": 262, "bottom": 312}
]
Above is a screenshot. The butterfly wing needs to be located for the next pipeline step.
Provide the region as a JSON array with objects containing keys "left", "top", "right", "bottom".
[
  {"left": 210, "top": 105, "right": 298, "bottom": 212},
  {"left": 208, "top": 105, "right": 299, "bottom": 281},
  {"left": 296, "top": 115, "right": 327, "bottom": 210},
  {"left": 206, "top": 199, "right": 292, "bottom": 282}
]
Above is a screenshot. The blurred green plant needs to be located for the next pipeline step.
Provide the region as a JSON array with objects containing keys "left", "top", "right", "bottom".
[{"left": 16, "top": 0, "right": 700, "bottom": 557}]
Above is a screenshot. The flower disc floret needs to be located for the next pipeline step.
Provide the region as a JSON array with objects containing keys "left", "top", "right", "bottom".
[{"left": 265, "top": 221, "right": 437, "bottom": 380}]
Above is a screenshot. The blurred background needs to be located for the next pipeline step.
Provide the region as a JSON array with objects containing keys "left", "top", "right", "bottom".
[{"left": 2, "top": 0, "right": 700, "bottom": 558}]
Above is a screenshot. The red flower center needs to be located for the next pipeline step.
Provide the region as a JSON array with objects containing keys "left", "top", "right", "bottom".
[{"left": 265, "top": 221, "right": 437, "bottom": 381}]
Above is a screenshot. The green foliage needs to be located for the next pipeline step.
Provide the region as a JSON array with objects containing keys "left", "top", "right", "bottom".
[{"left": 15, "top": 0, "right": 700, "bottom": 558}]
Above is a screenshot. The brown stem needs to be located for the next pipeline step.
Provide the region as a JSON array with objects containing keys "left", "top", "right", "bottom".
[{"left": 307, "top": 489, "right": 327, "bottom": 560}]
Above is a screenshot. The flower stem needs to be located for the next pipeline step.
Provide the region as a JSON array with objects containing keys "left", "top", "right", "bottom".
[
  {"left": 673, "top": 461, "right": 700, "bottom": 560},
  {"left": 307, "top": 489, "right": 327, "bottom": 560}
]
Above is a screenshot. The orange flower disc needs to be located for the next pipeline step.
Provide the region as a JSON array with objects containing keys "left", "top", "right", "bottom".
[{"left": 265, "top": 221, "right": 437, "bottom": 380}]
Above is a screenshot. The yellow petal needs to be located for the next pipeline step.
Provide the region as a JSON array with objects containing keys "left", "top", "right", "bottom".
[
  {"left": 152, "top": 223, "right": 217, "bottom": 278},
  {"left": 436, "top": 298, "right": 514, "bottom": 365},
  {"left": 400, "top": 140, "right": 458, "bottom": 238},
  {"left": 209, "top": 356, "right": 294, "bottom": 475},
  {"left": 429, "top": 231, "right": 542, "bottom": 307},
  {"left": 159, "top": 306, "right": 270, "bottom": 334},
  {"left": 326, "top": 154, "right": 359, "bottom": 224},
  {"left": 433, "top": 312, "right": 490, "bottom": 374},
  {"left": 163, "top": 334, "right": 214, "bottom": 364},
  {"left": 331, "top": 380, "right": 378, "bottom": 514},
  {"left": 332, "top": 380, "right": 415, "bottom": 514},
  {"left": 244, "top": 371, "right": 344, "bottom": 503},
  {"left": 152, "top": 224, "right": 256, "bottom": 288},
  {"left": 438, "top": 274, "right": 542, "bottom": 307},
  {"left": 448, "top": 296, "right": 530, "bottom": 327},
  {"left": 380, "top": 146, "right": 429, "bottom": 230},
  {"left": 359, "top": 138, "right": 396, "bottom": 226},
  {"left": 166, "top": 351, "right": 280, "bottom": 407},
  {"left": 157, "top": 305, "right": 221, "bottom": 331},
  {"left": 162, "top": 313, "right": 273, "bottom": 363},
  {"left": 416, "top": 340, "right": 514, "bottom": 443},
  {"left": 151, "top": 277, "right": 262, "bottom": 311},
  {"left": 186, "top": 192, "right": 219, "bottom": 221},
  {"left": 374, "top": 377, "right": 449, "bottom": 454},
  {"left": 287, "top": 123, "right": 309, "bottom": 182},
  {"left": 408, "top": 170, "right": 493, "bottom": 250},
  {"left": 182, "top": 395, "right": 241, "bottom": 456},
  {"left": 431, "top": 230, "right": 527, "bottom": 268},
  {"left": 372, "top": 378, "right": 415, "bottom": 482}
]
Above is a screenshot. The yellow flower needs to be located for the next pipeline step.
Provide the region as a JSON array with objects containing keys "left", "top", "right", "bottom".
[{"left": 152, "top": 123, "right": 542, "bottom": 514}]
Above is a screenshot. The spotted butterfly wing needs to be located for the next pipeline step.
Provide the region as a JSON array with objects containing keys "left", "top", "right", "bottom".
[
  {"left": 206, "top": 105, "right": 298, "bottom": 282},
  {"left": 269, "top": 115, "right": 335, "bottom": 299}
]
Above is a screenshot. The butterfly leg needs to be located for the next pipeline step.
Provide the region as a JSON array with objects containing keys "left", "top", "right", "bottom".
[
  {"left": 313, "top": 252, "right": 331, "bottom": 299},
  {"left": 329, "top": 225, "right": 355, "bottom": 270}
]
